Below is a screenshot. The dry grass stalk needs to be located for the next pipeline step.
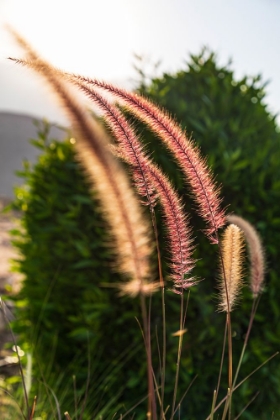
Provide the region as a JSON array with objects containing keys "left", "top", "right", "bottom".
[
  {"left": 227, "top": 214, "right": 265, "bottom": 297},
  {"left": 219, "top": 224, "right": 245, "bottom": 312}
]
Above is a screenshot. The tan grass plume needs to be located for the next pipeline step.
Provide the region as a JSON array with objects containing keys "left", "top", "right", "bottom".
[
  {"left": 219, "top": 224, "right": 245, "bottom": 312},
  {"left": 226, "top": 214, "right": 265, "bottom": 298}
]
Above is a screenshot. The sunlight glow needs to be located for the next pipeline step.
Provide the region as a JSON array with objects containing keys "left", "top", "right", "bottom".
[{"left": 1, "top": 0, "right": 141, "bottom": 80}]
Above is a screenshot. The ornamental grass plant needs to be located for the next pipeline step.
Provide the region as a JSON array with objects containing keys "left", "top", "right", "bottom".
[{"left": 2, "top": 29, "right": 279, "bottom": 419}]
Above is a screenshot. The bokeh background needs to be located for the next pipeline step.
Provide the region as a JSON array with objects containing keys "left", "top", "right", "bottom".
[
  {"left": 0, "top": 1, "right": 280, "bottom": 419},
  {"left": 1, "top": 0, "right": 280, "bottom": 123}
]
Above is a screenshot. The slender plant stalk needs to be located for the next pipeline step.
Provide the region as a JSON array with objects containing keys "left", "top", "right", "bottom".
[
  {"left": 171, "top": 289, "right": 185, "bottom": 420},
  {"left": 170, "top": 289, "right": 190, "bottom": 420},
  {"left": 0, "top": 299, "right": 30, "bottom": 419},
  {"left": 78, "top": 334, "right": 91, "bottom": 420},
  {"left": 233, "top": 391, "right": 260, "bottom": 420},
  {"left": 218, "top": 244, "right": 233, "bottom": 402},
  {"left": 40, "top": 383, "right": 62, "bottom": 420},
  {"left": 72, "top": 376, "right": 78, "bottom": 420},
  {"left": 150, "top": 209, "right": 167, "bottom": 420},
  {"left": 173, "top": 373, "right": 198, "bottom": 417},
  {"left": 149, "top": 208, "right": 167, "bottom": 420},
  {"left": 160, "top": 285, "right": 166, "bottom": 420},
  {"left": 30, "top": 396, "right": 37, "bottom": 420},
  {"left": 205, "top": 352, "right": 279, "bottom": 420},
  {"left": 140, "top": 294, "right": 157, "bottom": 419},
  {"left": 232, "top": 296, "right": 260, "bottom": 389},
  {"left": 221, "top": 388, "right": 231, "bottom": 420},
  {"left": 217, "top": 224, "right": 245, "bottom": 418},
  {"left": 210, "top": 390, "right": 217, "bottom": 420},
  {"left": 215, "top": 317, "right": 228, "bottom": 405},
  {"left": 215, "top": 244, "right": 232, "bottom": 418},
  {"left": 227, "top": 312, "right": 233, "bottom": 420}
]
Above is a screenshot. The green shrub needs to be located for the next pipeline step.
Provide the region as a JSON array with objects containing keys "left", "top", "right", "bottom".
[{"left": 11, "top": 49, "right": 280, "bottom": 418}]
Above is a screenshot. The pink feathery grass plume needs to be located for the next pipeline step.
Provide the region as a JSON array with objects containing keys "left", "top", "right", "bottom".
[
  {"left": 147, "top": 164, "right": 195, "bottom": 291},
  {"left": 226, "top": 214, "right": 265, "bottom": 298},
  {"left": 9, "top": 55, "right": 196, "bottom": 291},
  {"left": 9, "top": 30, "right": 156, "bottom": 296},
  {"left": 68, "top": 74, "right": 226, "bottom": 244},
  {"left": 218, "top": 224, "right": 245, "bottom": 312},
  {"left": 68, "top": 80, "right": 196, "bottom": 290},
  {"left": 72, "top": 84, "right": 157, "bottom": 209}
]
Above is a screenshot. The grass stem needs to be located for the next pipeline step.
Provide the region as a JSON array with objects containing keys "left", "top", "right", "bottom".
[{"left": 170, "top": 289, "right": 185, "bottom": 420}]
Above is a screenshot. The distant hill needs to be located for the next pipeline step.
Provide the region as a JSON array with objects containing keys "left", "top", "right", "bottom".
[{"left": 0, "top": 112, "right": 67, "bottom": 198}]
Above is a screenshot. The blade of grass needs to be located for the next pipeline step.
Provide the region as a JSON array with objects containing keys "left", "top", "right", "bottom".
[
  {"left": 0, "top": 386, "right": 26, "bottom": 418},
  {"left": 78, "top": 333, "right": 91, "bottom": 420},
  {"left": 205, "top": 351, "right": 279, "bottom": 419},
  {"left": 233, "top": 391, "right": 260, "bottom": 420},
  {"left": 210, "top": 390, "right": 217, "bottom": 420},
  {"left": 173, "top": 374, "right": 198, "bottom": 416},
  {"left": 0, "top": 298, "right": 30, "bottom": 419}
]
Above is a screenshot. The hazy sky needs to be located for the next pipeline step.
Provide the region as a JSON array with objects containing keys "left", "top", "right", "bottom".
[{"left": 1, "top": 0, "right": 280, "bottom": 124}]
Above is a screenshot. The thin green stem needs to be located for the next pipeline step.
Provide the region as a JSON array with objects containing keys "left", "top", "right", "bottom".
[
  {"left": 233, "top": 391, "right": 260, "bottom": 420},
  {"left": 72, "top": 376, "right": 77, "bottom": 420},
  {"left": 150, "top": 208, "right": 166, "bottom": 419},
  {"left": 227, "top": 311, "right": 233, "bottom": 419},
  {"left": 214, "top": 317, "right": 228, "bottom": 410},
  {"left": 210, "top": 390, "right": 217, "bottom": 420},
  {"left": 160, "top": 286, "right": 166, "bottom": 419},
  {"left": 30, "top": 396, "right": 37, "bottom": 420},
  {"left": 171, "top": 288, "right": 185, "bottom": 420},
  {"left": 221, "top": 388, "right": 231, "bottom": 420},
  {"left": 205, "top": 352, "right": 279, "bottom": 420},
  {"left": 140, "top": 294, "right": 157, "bottom": 420},
  {"left": 216, "top": 231, "right": 233, "bottom": 419},
  {"left": 232, "top": 297, "right": 260, "bottom": 389},
  {"left": 79, "top": 333, "right": 91, "bottom": 420},
  {"left": 173, "top": 373, "right": 198, "bottom": 416},
  {"left": 0, "top": 299, "right": 30, "bottom": 420}
]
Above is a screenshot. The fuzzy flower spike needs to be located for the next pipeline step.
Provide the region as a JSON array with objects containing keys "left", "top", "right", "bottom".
[
  {"left": 68, "top": 78, "right": 196, "bottom": 291},
  {"left": 226, "top": 214, "right": 265, "bottom": 298},
  {"left": 218, "top": 224, "right": 245, "bottom": 312},
  {"left": 68, "top": 74, "right": 226, "bottom": 244},
  {"left": 9, "top": 29, "right": 156, "bottom": 296}
]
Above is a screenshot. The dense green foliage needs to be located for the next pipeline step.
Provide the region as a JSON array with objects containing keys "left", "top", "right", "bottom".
[{"left": 11, "top": 50, "right": 280, "bottom": 418}]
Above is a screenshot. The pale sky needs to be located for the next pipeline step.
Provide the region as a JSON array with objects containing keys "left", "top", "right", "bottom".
[{"left": 0, "top": 0, "right": 280, "bottom": 124}]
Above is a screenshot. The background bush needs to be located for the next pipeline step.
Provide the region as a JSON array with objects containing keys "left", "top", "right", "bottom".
[{"left": 11, "top": 49, "right": 280, "bottom": 418}]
